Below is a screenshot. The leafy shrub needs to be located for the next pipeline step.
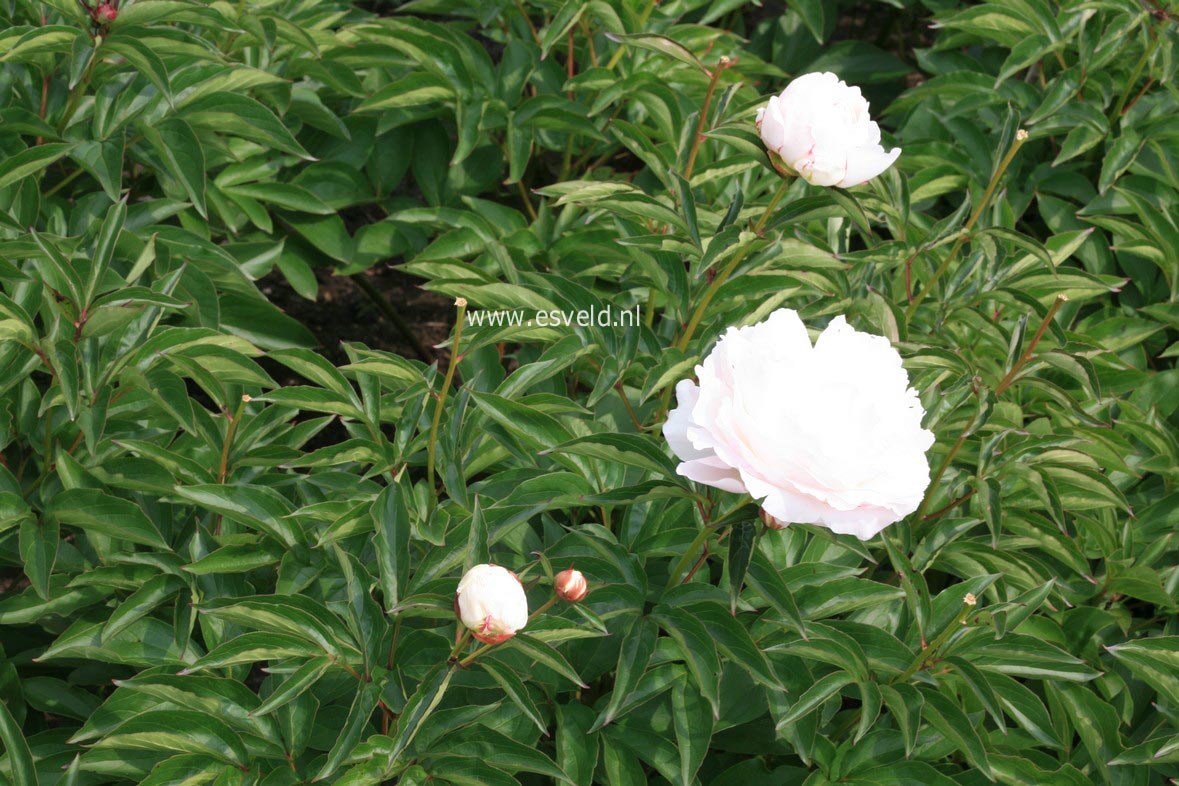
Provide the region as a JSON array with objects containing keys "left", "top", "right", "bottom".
[{"left": 0, "top": 0, "right": 1177, "bottom": 784}]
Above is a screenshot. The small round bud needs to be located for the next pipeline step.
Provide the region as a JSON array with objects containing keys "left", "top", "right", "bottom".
[
  {"left": 964, "top": 593, "right": 977, "bottom": 606},
  {"left": 454, "top": 297, "right": 468, "bottom": 308},
  {"left": 554, "top": 568, "right": 588, "bottom": 603},
  {"left": 1015, "top": 129, "right": 1028, "bottom": 141},
  {"left": 95, "top": 4, "right": 117, "bottom": 22}
]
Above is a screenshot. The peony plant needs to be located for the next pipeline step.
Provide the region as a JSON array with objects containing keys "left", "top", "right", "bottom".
[{"left": 0, "top": 0, "right": 1172, "bottom": 783}]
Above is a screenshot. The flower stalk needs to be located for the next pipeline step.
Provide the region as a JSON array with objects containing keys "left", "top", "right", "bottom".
[
  {"left": 218, "top": 395, "right": 250, "bottom": 484},
  {"left": 669, "top": 176, "right": 790, "bottom": 358},
  {"left": 891, "top": 593, "right": 977, "bottom": 683},
  {"left": 427, "top": 298, "right": 467, "bottom": 492},
  {"left": 912, "top": 294, "right": 1067, "bottom": 529},
  {"left": 447, "top": 628, "right": 473, "bottom": 664},
  {"left": 684, "top": 56, "right": 733, "bottom": 181},
  {"left": 906, "top": 129, "right": 1029, "bottom": 319},
  {"left": 995, "top": 294, "right": 1068, "bottom": 396}
]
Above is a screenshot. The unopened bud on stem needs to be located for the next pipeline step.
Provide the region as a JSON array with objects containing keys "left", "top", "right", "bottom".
[{"left": 554, "top": 568, "right": 588, "bottom": 603}]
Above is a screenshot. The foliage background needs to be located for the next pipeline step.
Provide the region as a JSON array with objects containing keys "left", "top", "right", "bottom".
[{"left": 0, "top": 0, "right": 1178, "bottom": 783}]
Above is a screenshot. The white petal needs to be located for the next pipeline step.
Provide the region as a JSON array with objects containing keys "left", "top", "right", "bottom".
[
  {"left": 838, "top": 145, "right": 901, "bottom": 187},
  {"left": 677, "top": 458, "right": 748, "bottom": 494},
  {"left": 663, "top": 380, "right": 710, "bottom": 462}
]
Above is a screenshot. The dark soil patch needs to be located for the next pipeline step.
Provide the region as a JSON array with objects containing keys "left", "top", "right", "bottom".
[{"left": 260, "top": 265, "right": 454, "bottom": 374}]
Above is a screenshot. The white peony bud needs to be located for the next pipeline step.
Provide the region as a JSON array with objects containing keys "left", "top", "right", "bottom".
[
  {"left": 663, "top": 309, "right": 934, "bottom": 541},
  {"left": 756, "top": 72, "right": 901, "bottom": 188},
  {"left": 455, "top": 564, "right": 529, "bottom": 644}
]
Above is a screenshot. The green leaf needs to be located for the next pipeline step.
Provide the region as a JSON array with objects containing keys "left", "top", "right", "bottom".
[
  {"left": 689, "top": 602, "right": 783, "bottom": 691},
  {"left": 104, "top": 36, "right": 172, "bottom": 101},
  {"left": 0, "top": 698, "right": 38, "bottom": 786},
  {"left": 651, "top": 607, "right": 721, "bottom": 718},
  {"left": 183, "top": 632, "right": 322, "bottom": 672},
  {"left": 102, "top": 573, "right": 185, "bottom": 642},
  {"left": 197, "top": 596, "right": 359, "bottom": 657},
  {"left": 87, "top": 196, "right": 127, "bottom": 304},
  {"left": 181, "top": 92, "right": 312, "bottom": 159},
  {"left": 501, "top": 633, "right": 589, "bottom": 689},
  {"left": 1106, "top": 636, "right": 1179, "bottom": 705},
  {"left": 1050, "top": 683, "right": 1120, "bottom": 782},
  {"left": 775, "top": 671, "right": 851, "bottom": 729},
  {"left": 464, "top": 495, "right": 489, "bottom": 571},
  {"left": 480, "top": 660, "right": 546, "bottom": 734},
  {"left": 744, "top": 551, "right": 807, "bottom": 637},
  {"left": 314, "top": 682, "right": 380, "bottom": 781},
  {"left": 253, "top": 657, "right": 333, "bottom": 716},
  {"left": 920, "top": 688, "right": 994, "bottom": 778},
  {"left": 603, "top": 33, "right": 709, "bottom": 75},
  {"left": 671, "top": 677, "right": 713, "bottom": 786},
  {"left": 592, "top": 616, "right": 657, "bottom": 731},
  {"left": 355, "top": 72, "right": 455, "bottom": 113},
  {"left": 19, "top": 516, "right": 58, "bottom": 600},
  {"left": 173, "top": 484, "right": 299, "bottom": 547},
  {"left": 142, "top": 118, "right": 207, "bottom": 218},
  {"left": 374, "top": 479, "right": 411, "bottom": 608},
  {"left": 726, "top": 518, "right": 756, "bottom": 615},
  {"left": 539, "top": 0, "right": 587, "bottom": 57},
  {"left": 46, "top": 488, "right": 169, "bottom": 549},
  {"left": 95, "top": 710, "right": 248, "bottom": 766},
  {"left": 0, "top": 143, "right": 72, "bottom": 190},
  {"left": 542, "top": 433, "right": 680, "bottom": 478},
  {"left": 184, "top": 542, "right": 285, "bottom": 575},
  {"left": 556, "top": 703, "right": 598, "bottom": 786},
  {"left": 387, "top": 664, "right": 454, "bottom": 767}
]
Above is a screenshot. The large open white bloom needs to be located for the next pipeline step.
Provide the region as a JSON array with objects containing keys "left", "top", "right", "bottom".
[
  {"left": 456, "top": 564, "right": 528, "bottom": 643},
  {"left": 663, "top": 309, "right": 934, "bottom": 540},
  {"left": 756, "top": 71, "right": 901, "bottom": 188}
]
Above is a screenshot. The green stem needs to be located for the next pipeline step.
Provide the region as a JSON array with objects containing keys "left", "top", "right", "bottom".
[
  {"left": 657, "top": 175, "right": 792, "bottom": 426},
  {"left": 914, "top": 294, "right": 1067, "bottom": 530},
  {"left": 905, "top": 130, "right": 1028, "bottom": 319},
  {"left": 45, "top": 168, "right": 85, "bottom": 198},
  {"left": 529, "top": 595, "right": 558, "bottom": 621},
  {"left": 666, "top": 524, "right": 714, "bottom": 590},
  {"left": 909, "top": 413, "right": 976, "bottom": 532},
  {"left": 427, "top": 298, "right": 467, "bottom": 492},
  {"left": 458, "top": 641, "right": 498, "bottom": 668},
  {"left": 683, "top": 57, "right": 730, "bottom": 181},
  {"left": 447, "top": 629, "right": 472, "bottom": 662},
  {"left": 672, "top": 177, "right": 789, "bottom": 355},
  {"left": 891, "top": 594, "right": 977, "bottom": 684},
  {"left": 218, "top": 395, "right": 250, "bottom": 483},
  {"left": 1111, "top": 20, "right": 1162, "bottom": 119},
  {"left": 994, "top": 294, "right": 1068, "bottom": 396},
  {"left": 57, "top": 41, "right": 101, "bottom": 134}
]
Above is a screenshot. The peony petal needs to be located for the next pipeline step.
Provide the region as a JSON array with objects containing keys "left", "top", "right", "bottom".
[
  {"left": 838, "top": 145, "right": 901, "bottom": 187},
  {"left": 663, "top": 380, "right": 711, "bottom": 462},
  {"left": 676, "top": 458, "right": 748, "bottom": 494}
]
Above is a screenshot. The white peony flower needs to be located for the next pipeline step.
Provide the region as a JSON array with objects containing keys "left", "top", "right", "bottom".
[
  {"left": 756, "top": 72, "right": 901, "bottom": 188},
  {"left": 663, "top": 309, "right": 934, "bottom": 541},
  {"left": 456, "top": 564, "right": 529, "bottom": 643}
]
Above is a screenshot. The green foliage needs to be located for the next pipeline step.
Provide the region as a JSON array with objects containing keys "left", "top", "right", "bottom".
[{"left": 0, "top": 0, "right": 1177, "bottom": 783}]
